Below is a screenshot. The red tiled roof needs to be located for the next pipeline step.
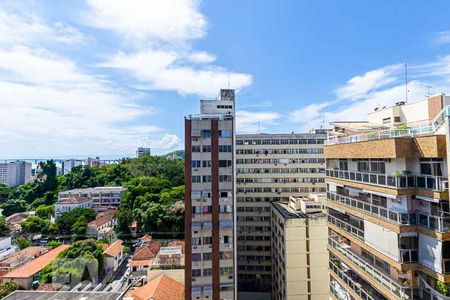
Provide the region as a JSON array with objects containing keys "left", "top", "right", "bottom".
[
  {"left": 125, "top": 275, "right": 184, "bottom": 300},
  {"left": 168, "top": 240, "right": 185, "bottom": 254},
  {"left": 2, "top": 244, "right": 69, "bottom": 278},
  {"left": 139, "top": 234, "right": 152, "bottom": 242},
  {"left": 0, "top": 246, "right": 48, "bottom": 266},
  {"left": 130, "top": 259, "right": 152, "bottom": 267},
  {"left": 132, "top": 241, "right": 160, "bottom": 261},
  {"left": 103, "top": 240, "right": 123, "bottom": 257},
  {"left": 37, "top": 283, "right": 64, "bottom": 291}
]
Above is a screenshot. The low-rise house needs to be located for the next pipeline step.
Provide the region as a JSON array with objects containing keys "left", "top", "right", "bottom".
[
  {"left": 0, "top": 246, "right": 48, "bottom": 276},
  {"left": 54, "top": 196, "right": 93, "bottom": 218},
  {"left": 86, "top": 209, "right": 117, "bottom": 240},
  {"left": 1, "top": 244, "right": 69, "bottom": 289},
  {"left": 4, "top": 291, "right": 121, "bottom": 300},
  {"left": 58, "top": 187, "right": 125, "bottom": 211},
  {"left": 5, "top": 212, "right": 35, "bottom": 233},
  {"left": 129, "top": 238, "right": 160, "bottom": 275},
  {"left": 103, "top": 239, "right": 124, "bottom": 273},
  {"left": 124, "top": 274, "right": 184, "bottom": 300},
  {"left": 0, "top": 237, "right": 14, "bottom": 260},
  {"left": 147, "top": 244, "right": 185, "bottom": 285}
]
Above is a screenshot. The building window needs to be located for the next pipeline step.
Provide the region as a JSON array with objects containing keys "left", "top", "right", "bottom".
[
  {"left": 219, "top": 145, "right": 232, "bottom": 152},
  {"left": 420, "top": 158, "right": 443, "bottom": 176},
  {"left": 192, "top": 176, "right": 201, "bottom": 183},
  {"left": 382, "top": 117, "right": 391, "bottom": 124},
  {"left": 202, "top": 160, "right": 211, "bottom": 168},
  {"left": 202, "top": 145, "right": 211, "bottom": 152},
  {"left": 192, "top": 146, "right": 200, "bottom": 152},
  {"left": 219, "top": 130, "right": 232, "bottom": 138},
  {"left": 203, "top": 268, "right": 213, "bottom": 276},
  {"left": 192, "top": 161, "right": 201, "bottom": 168},
  {"left": 202, "top": 175, "right": 212, "bottom": 183},
  {"left": 192, "top": 269, "right": 202, "bottom": 277},
  {"left": 219, "top": 160, "right": 232, "bottom": 167},
  {"left": 202, "top": 130, "right": 211, "bottom": 138}
]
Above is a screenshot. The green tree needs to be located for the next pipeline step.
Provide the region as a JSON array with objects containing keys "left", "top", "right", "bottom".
[
  {"left": 15, "top": 237, "right": 31, "bottom": 250},
  {"left": 48, "top": 241, "right": 62, "bottom": 248},
  {"left": 21, "top": 216, "right": 47, "bottom": 233},
  {"left": 0, "top": 216, "right": 9, "bottom": 236},
  {"left": 0, "top": 281, "right": 18, "bottom": 298},
  {"left": 35, "top": 204, "right": 55, "bottom": 219},
  {"left": 56, "top": 208, "right": 95, "bottom": 235}
]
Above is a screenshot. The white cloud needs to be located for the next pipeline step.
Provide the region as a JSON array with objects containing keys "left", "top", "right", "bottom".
[
  {"left": 237, "top": 110, "right": 280, "bottom": 133},
  {"left": 433, "top": 31, "right": 450, "bottom": 45},
  {"left": 189, "top": 51, "right": 216, "bottom": 63},
  {"left": 335, "top": 64, "right": 401, "bottom": 101},
  {"left": 85, "top": 0, "right": 206, "bottom": 43},
  {"left": 0, "top": 46, "right": 179, "bottom": 157},
  {"left": 0, "top": 10, "right": 85, "bottom": 45},
  {"left": 84, "top": 0, "right": 252, "bottom": 97},
  {"left": 290, "top": 101, "right": 335, "bottom": 125},
  {"left": 101, "top": 49, "right": 252, "bottom": 97}
]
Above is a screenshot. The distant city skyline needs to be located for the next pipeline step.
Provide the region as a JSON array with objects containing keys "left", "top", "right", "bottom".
[{"left": 2, "top": 1, "right": 450, "bottom": 157}]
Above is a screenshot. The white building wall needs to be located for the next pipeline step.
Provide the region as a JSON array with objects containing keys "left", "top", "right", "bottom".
[
  {"left": 418, "top": 233, "right": 443, "bottom": 273},
  {"left": 364, "top": 220, "right": 399, "bottom": 261}
]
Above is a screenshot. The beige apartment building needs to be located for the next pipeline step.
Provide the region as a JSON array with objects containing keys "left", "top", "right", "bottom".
[
  {"left": 235, "top": 131, "right": 327, "bottom": 297},
  {"left": 271, "top": 194, "right": 328, "bottom": 300},
  {"left": 325, "top": 94, "right": 450, "bottom": 300},
  {"left": 185, "top": 89, "right": 236, "bottom": 300}
]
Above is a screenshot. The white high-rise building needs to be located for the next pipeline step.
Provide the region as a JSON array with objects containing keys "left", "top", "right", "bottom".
[{"left": 0, "top": 161, "right": 32, "bottom": 186}]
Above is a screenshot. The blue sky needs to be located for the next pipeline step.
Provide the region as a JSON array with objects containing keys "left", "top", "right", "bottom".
[{"left": 2, "top": 0, "right": 450, "bottom": 158}]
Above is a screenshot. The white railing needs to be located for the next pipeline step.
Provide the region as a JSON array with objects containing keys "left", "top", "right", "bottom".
[
  {"left": 326, "top": 124, "right": 434, "bottom": 145},
  {"left": 327, "top": 214, "right": 364, "bottom": 240},
  {"left": 326, "top": 169, "right": 447, "bottom": 191},
  {"left": 418, "top": 273, "right": 450, "bottom": 300},
  {"left": 328, "top": 237, "right": 413, "bottom": 299}
]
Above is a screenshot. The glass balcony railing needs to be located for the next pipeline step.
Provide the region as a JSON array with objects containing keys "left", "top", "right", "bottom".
[
  {"left": 328, "top": 237, "right": 414, "bottom": 299},
  {"left": 329, "top": 260, "right": 387, "bottom": 300},
  {"left": 327, "top": 192, "right": 415, "bottom": 226},
  {"left": 326, "top": 169, "right": 447, "bottom": 191},
  {"left": 418, "top": 273, "right": 450, "bottom": 300},
  {"left": 327, "top": 213, "right": 364, "bottom": 240},
  {"left": 325, "top": 124, "right": 434, "bottom": 146}
]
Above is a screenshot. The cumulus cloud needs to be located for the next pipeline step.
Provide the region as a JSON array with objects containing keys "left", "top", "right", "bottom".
[
  {"left": 84, "top": 0, "right": 252, "bottom": 97},
  {"left": 85, "top": 0, "right": 206, "bottom": 43},
  {"left": 433, "top": 31, "right": 450, "bottom": 45},
  {"left": 237, "top": 111, "right": 281, "bottom": 133}
]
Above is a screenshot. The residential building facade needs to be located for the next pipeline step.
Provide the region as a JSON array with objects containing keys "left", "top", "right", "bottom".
[
  {"left": 62, "top": 159, "right": 83, "bottom": 175},
  {"left": 235, "top": 131, "right": 327, "bottom": 296},
  {"left": 325, "top": 94, "right": 450, "bottom": 300},
  {"left": 271, "top": 194, "right": 328, "bottom": 300},
  {"left": 57, "top": 187, "right": 125, "bottom": 211},
  {"left": 185, "top": 89, "right": 236, "bottom": 300},
  {"left": 0, "top": 161, "right": 32, "bottom": 186},
  {"left": 137, "top": 147, "right": 151, "bottom": 158}
]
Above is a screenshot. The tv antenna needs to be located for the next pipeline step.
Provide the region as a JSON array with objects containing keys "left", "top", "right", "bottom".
[
  {"left": 425, "top": 85, "right": 433, "bottom": 97},
  {"left": 405, "top": 62, "right": 408, "bottom": 102}
]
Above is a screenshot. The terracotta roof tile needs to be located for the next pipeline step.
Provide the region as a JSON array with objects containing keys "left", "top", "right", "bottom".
[
  {"left": 37, "top": 283, "right": 64, "bottom": 291},
  {"left": 125, "top": 275, "right": 184, "bottom": 300},
  {"left": 2, "top": 244, "right": 69, "bottom": 278},
  {"left": 132, "top": 241, "right": 160, "bottom": 261},
  {"left": 168, "top": 240, "right": 185, "bottom": 254},
  {"left": 103, "top": 240, "right": 123, "bottom": 257},
  {"left": 0, "top": 246, "right": 48, "bottom": 266},
  {"left": 130, "top": 259, "right": 152, "bottom": 267}
]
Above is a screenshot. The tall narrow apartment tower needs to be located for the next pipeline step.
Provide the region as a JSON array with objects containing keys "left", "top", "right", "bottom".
[{"left": 185, "top": 89, "right": 236, "bottom": 300}]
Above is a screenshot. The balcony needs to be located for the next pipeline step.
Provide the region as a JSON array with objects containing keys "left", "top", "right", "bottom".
[
  {"left": 329, "top": 259, "right": 388, "bottom": 300},
  {"left": 326, "top": 169, "right": 447, "bottom": 191},
  {"left": 328, "top": 236, "right": 414, "bottom": 299},
  {"left": 418, "top": 273, "right": 450, "bottom": 300},
  {"left": 325, "top": 125, "right": 434, "bottom": 146},
  {"left": 327, "top": 212, "right": 364, "bottom": 240},
  {"left": 327, "top": 191, "right": 415, "bottom": 226}
]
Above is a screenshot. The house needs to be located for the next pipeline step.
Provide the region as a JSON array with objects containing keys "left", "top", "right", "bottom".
[
  {"left": 124, "top": 274, "right": 184, "bottom": 300},
  {"left": 0, "top": 237, "right": 14, "bottom": 260},
  {"left": 103, "top": 239, "right": 124, "bottom": 273},
  {"left": 86, "top": 209, "right": 117, "bottom": 240},
  {"left": 4, "top": 291, "right": 121, "bottom": 300},
  {"left": 129, "top": 239, "right": 160, "bottom": 275},
  {"left": 1, "top": 244, "right": 69, "bottom": 289},
  {"left": 147, "top": 245, "right": 184, "bottom": 284},
  {"left": 5, "top": 212, "right": 35, "bottom": 233},
  {"left": 58, "top": 187, "right": 125, "bottom": 211},
  {"left": 0, "top": 246, "right": 48, "bottom": 276},
  {"left": 54, "top": 196, "right": 93, "bottom": 218}
]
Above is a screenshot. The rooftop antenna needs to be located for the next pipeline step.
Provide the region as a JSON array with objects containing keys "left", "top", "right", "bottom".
[
  {"left": 425, "top": 85, "right": 433, "bottom": 97},
  {"left": 405, "top": 62, "right": 408, "bottom": 102},
  {"left": 227, "top": 72, "right": 230, "bottom": 89}
]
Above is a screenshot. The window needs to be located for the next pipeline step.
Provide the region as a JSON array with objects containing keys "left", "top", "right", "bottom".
[
  {"left": 202, "top": 145, "right": 211, "bottom": 152},
  {"left": 192, "top": 146, "right": 200, "bottom": 152},
  {"left": 192, "top": 253, "right": 201, "bottom": 261},
  {"left": 420, "top": 158, "right": 443, "bottom": 176},
  {"left": 220, "top": 267, "right": 233, "bottom": 275},
  {"left": 202, "top": 130, "right": 211, "bottom": 138},
  {"left": 357, "top": 160, "right": 370, "bottom": 172},
  {"left": 192, "top": 269, "right": 201, "bottom": 277},
  {"left": 203, "top": 268, "right": 213, "bottom": 276},
  {"left": 192, "top": 160, "right": 201, "bottom": 168},
  {"left": 203, "top": 175, "right": 212, "bottom": 183},
  {"left": 219, "top": 175, "right": 232, "bottom": 182},
  {"left": 370, "top": 160, "right": 386, "bottom": 174},
  {"left": 219, "top": 145, "right": 232, "bottom": 152},
  {"left": 219, "top": 160, "right": 232, "bottom": 167},
  {"left": 339, "top": 160, "right": 348, "bottom": 171},
  {"left": 219, "top": 130, "right": 232, "bottom": 138},
  {"left": 192, "top": 176, "right": 201, "bottom": 183},
  {"left": 382, "top": 117, "right": 391, "bottom": 124},
  {"left": 202, "top": 160, "right": 211, "bottom": 168},
  {"left": 203, "top": 253, "right": 212, "bottom": 261}
]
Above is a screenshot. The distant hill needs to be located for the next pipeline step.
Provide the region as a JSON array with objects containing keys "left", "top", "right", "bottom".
[{"left": 161, "top": 150, "right": 185, "bottom": 159}]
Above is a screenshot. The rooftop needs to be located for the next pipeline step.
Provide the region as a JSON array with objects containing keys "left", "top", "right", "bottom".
[
  {"left": 103, "top": 240, "right": 123, "bottom": 257},
  {"left": 57, "top": 196, "right": 92, "bottom": 204},
  {"left": 272, "top": 201, "right": 307, "bottom": 220},
  {"left": 4, "top": 291, "right": 121, "bottom": 300},
  {"left": 124, "top": 274, "right": 184, "bottom": 300},
  {"left": 59, "top": 187, "right": 125, "bottom": 194},
  {"left": 2, "top": 244, "right": 69, "bottom": 278},
  {"left": 0, "top": 246, "right": 48, "bottom": 266}
]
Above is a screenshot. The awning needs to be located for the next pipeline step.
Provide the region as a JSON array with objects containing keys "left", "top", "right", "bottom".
[{"left": 415, "top": 195, "right": 440, "bottom": 203}]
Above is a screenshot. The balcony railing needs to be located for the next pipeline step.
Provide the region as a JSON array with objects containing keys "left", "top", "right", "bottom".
[
  {"left": 327, "top": 191, "right": 450, "bottom": 233},
  {"left": 327, "top": 214, "right": 364, "bottom": 240},
  {"left": 326, "top": 169, "right": 447, "bottom": 191},
  {"left": 327, "top": 192, "right": 415, "bottom": 226},
  {"left": 329, "top": 260, "right": 384, "bottom": 300},
  {"left": 325, "top": 124, "right": 434, "bottom": 146},
  {"left": 399, "top": 249, "right": 418, "bottom": 263},
  {"left": 328, "top": 237, "right": 414, "bottom": 299},
  {"left": 418, "top": 273, "right": 450, "bottom": 300}
]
